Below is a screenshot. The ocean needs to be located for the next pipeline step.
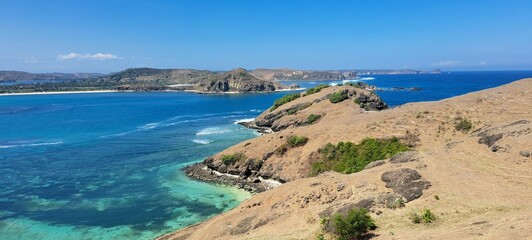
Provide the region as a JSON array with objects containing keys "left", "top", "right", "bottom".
[{"left": 0, "top": 71, "right": 530, "bottom": 239}]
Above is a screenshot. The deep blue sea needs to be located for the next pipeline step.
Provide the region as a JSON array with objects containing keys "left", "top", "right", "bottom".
[{"left": 0, "top": 71, "right": 530, "bottom": 239}]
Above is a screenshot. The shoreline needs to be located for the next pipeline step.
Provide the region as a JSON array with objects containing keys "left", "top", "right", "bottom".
[
  {"left": 0, "top": 90, "right": 119, "bottom": 96},
  {"left": 0, "top": 87, "right": 303, "bottom": 97}
]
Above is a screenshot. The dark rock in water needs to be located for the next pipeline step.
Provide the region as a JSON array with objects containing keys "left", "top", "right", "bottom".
[
  {"left": 288, "top": 84, "right": 300, "bottom": 89},
  {"left": 389, "top": 151, "right": 418, "bottom": 164},
  {"left": 390, "top": 87, "right": 422, "bottom": 91},
  {"left": 381, "top": 168, "right": 431, "bottom": 202}
]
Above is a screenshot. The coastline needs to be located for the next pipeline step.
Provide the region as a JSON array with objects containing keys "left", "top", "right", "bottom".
[{"left": 0, "top": 90, "right": 119, "bottom": 96}]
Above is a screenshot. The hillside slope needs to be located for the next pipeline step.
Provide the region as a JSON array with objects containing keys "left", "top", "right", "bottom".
[{"left": 160, "top": 79, "right": 532, "bottom": 239}]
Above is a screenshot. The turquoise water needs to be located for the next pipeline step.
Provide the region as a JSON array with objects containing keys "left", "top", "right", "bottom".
[
  {"left": 0, "top": 92, "right": 290, "bottom": 239},
  {"left": 0, "top": 71, "right": 530, "bottom": 239}
]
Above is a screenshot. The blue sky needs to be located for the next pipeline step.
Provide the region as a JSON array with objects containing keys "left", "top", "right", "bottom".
[{"left": 1, "top": 0, "right": 531, "bottom": 73}]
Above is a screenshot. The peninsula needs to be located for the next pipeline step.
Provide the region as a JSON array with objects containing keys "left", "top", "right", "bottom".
[{"left": 159, "top": 78, "right": 532, "bottom": 239}]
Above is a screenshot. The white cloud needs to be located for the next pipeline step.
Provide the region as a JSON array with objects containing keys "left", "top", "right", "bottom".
[
  {"left": 58, "top": 52, "right": 122, "bottom": 60},
  {"left": 477, "top": 61, "right": 487, "bottom": 66},
  {"left": 432, "top": 60, "right": 460, "bottom": 67}
]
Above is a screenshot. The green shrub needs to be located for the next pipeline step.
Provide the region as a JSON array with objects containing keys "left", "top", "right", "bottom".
[
  {"left": 270, "top": 93, "right": 301, "bottom": 111},
  {"left": 454, "top": 117, "right": 473, "bottom": 133},
  {"left": 410, "top": 208, "right": 436, "bottom": 224},
  {"left": 286, "top": 108, "right": 298, "bottom": 115},
  {"left": 275, "top": 136, "right": 308, "bottom": 156},
  {"left": 306, "top": 84, "right": 329, "bottom": 95},
  {"left": 410, "top": 212, "right": 422, "bottom": 224},
  {"left": 307, "top": 114, "right": 321, "bottom": 124},
  {"left": 329, "top": 90, "right": 349, "bottom": 103},
  {"left": 311, "top": 137, "right": 409, "bottom": 175},
  {"left": 221, "top": 153, "right": 245, "bottom": 165},
  {"left": 332, "top": 208, "right": 377, "bottom": 240},
  {"left": 287, "top": 135, "right": 308, "bottom": 147},
  {"left": 275, "top": 143, "right": 288, "bottom": 156},
  {"left": 344, "top": 82, "right": 364, "bottom": 88},
  {"left": 422, "top": 209, "right": 436, "bottom": 223}
]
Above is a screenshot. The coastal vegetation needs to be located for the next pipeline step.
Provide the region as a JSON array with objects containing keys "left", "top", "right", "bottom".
[
  {"left": 275, "top": 135, "right": 309, "bottom": 156},
  {"left": 454, "top": 117, "right": 473, "bottom": 133},
  {"left": 287, "top": 135, "right": 309, "bottom": 147},
  {"left": 328, "top": 90, "right": 349, "bottom": 103},
  {"left": 410, "top": 208, "right": 436, "bottom": 224},
  {"left": 270, "top": 93, "right": 301, "bottom": 111},
  {"left": 306, "top": 114, "right": 321, "bottom": 124},
  {"left": 221, "top": 153, "right": 246, "bottom": 165},
  {"left": 324, "top": 208, "right": 377, "bottom": 240},
  {"left": 311, "top": 137, "right": 409, "bottom": 175},
  {"left": 305, "top": 84, "right": 329, "bottom": 95},
  {"left": 354, "top": 98, "right": 369, "bottom": 110}
]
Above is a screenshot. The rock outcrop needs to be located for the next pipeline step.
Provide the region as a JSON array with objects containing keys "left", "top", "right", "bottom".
[{"left": 193, "top": 68, "right": 287, "bottom": 93}]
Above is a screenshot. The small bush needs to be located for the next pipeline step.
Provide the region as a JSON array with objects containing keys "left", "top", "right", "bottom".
[
  {"left": 311, "top": 137, "right": 409, "bottom": 175},
  {"left": 345, "top": 82, "right": 364, "bottom": 88},
  {"left": 221, "top": 153, "right": 245, "bottom": 165},
  {"left": 410, "top": 208, "right": 436, "bottom": 224},
  {"left": 287, "top": 135, "right": 308, "bottom": 147},
  {"left": 307, "top": 114, "right": 321, "bottom": 124},
  {"left": 454, "top": 117, "right": 473, "bottom": 133},
  {"left": 306, "top": 84, "right": 329, "bottom": 95},
  {"left": 332, "top": 208, "right": 377, "bottom": 240},
  {"left": 275, "top": 136, "right": 308, "bottom": 156},
  {"left": 286, "top": 108, "right": 298, "bottom": 115},
  {"left": 329, "top": 91, "right": 349, "bottom": 103},
  {"left": 270, "top": 93, "right": 301, "bottom": 111},
  {"left": 410, "top": 212, "right": 422, "bottom": 224},
  {"left": 275, "top": 143, "right": 288, "bottom": 156},
  {"left": 422, "top": 209, "right": 436, "bottom": 223},
  {"left": 434, "top": 195, "right": 440, "bottom": 200}
]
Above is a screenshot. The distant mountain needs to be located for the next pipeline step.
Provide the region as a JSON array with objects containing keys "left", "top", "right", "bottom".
[
  {"left": 0, "top": 68, "right": 291, "bottom": 94},
  {"left": 98, "top": 68, "right": 214, "bottom": 84},
  {"left": 0, "top": 71, "right": 104, "bottom": 82}
]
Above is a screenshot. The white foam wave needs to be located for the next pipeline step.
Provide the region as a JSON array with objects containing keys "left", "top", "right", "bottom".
[
  {"left": 0, "top": 141, "right": 63, "bottom": 149},
  {"left": 192, "top": 139, "right": 212, "bottom": 145},
  {"left": 249, "top": 109, "right": 262, "bottom": 112},
  {"left": 138, "top": 122, "right": 160, "bottom": 130},
  {"left": 276, "top": 88, "right": 306, "bottom": 91},
  {"left": 342, "top": 79, "right": 360, "bottom": 83},
  {"left": 233, "top": 118, "right": 255, "bottom": 124},
  {"left": 359, "top": 77, "right": 375, "bottom": 80},
  {"left": 196, "top": 127, "right": 232, "bottom": 136}
]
